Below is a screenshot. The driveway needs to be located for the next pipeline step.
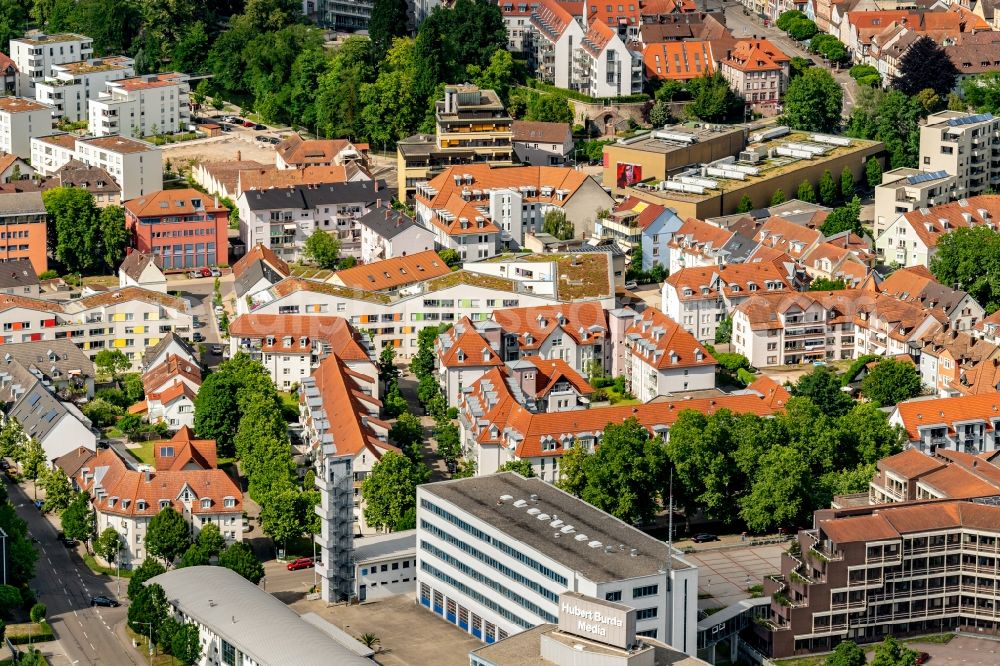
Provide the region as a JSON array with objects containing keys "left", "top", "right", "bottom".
[{"left": 166, "top": 273, "right": 233, "bottom": 366}]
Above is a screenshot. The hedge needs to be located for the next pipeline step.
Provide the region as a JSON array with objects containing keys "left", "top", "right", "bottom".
[
  {"left": 6, "top": 621, "right": 54, "bottom": 645},
  {"left": 525, "top": 79, "right": 649, "bottom": 104}
]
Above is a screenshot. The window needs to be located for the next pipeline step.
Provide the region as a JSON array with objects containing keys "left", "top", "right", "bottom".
[
  {"left": 633, "top": 584, "right": 659, "bottom": 598},
  {"left": 606, "top": 591, "right": 622, "bottom": 601},
  {"left": 636, "top": 607, "right": 658, "bottom": 620}
]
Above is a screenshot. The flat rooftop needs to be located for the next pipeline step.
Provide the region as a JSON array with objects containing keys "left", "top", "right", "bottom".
[
  {"left": 353, "top": 529, "right": 416, "bottom": 564},
  {"left": 422, "top": 473, "right": 689, "bottom": 583},
  {"left": 13, "top": 32, "right": 90, "bottom": 46},
  {"left": 78, "top": 135, "right": 157, "bottom": 154},
  {"left": 608, "top": 124, "right": 745, "bottom": 156},
  {"left": 58, "top": 57, "right": 132, "bottom": 74},
  {"left": 0, "top": 97, "right": 52, "bottom": 113},
  {"left": 34, "top": 133, "right": 78, "bottom": 149}
]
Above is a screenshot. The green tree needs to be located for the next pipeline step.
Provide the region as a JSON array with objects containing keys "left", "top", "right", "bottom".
[
  {"left": 193, "top": 372, "right": 240, "bottom": 458},
  {"left": 128, "top": 559, "right": 166, "bottom": 600},
  {"left": 860, "top": 359, "right": 923, "bottom": 407},
  {"left": 98, "top": 206, "right": 128, "bottom": 272},
  {"left": 316, "top": 37, "right": 375, "bottom": 139},
  {"left": 796, "top": 180, "right": 816, "bottom": 203},
  {"left": 930, "top": 225, "right": 1000, "bottom": 312},
  {"left": 146, "top": 507, "right": 193, "bottom": 565},
  {"left": 259, "top": 484, "right": 303, "bottom": 552},
  {"left": 556, "top": 443, "right": 590, "bottom": 497},
  {"left": 962, "top": 71, "right": 1000, "bottom": 114},
  {"left": 42, "top": 187, "right": 102, "bottom": 275},
  {"left": 361, "top": 451, "right": 419, "bottom": 531},
  {"left": 62, "top": 492, "right": 96, "bottom": 544},
  {"left": 541, "top": 209, "right": 574, "bottom": 240},
  {"left": 870, "top": 636, "right": 918, "bottom": 666},
  {"left": 390, "top": 412, "right": 424, "bottom": 461},
  {"left": 303, "top": 230, "right": 341, "bottom": 269},
  {"left": 782, "top": 68, "right": 843, "bottom": 132},
  {"left": 825, "top": 640, "right": 866, "bottom": 666},
  {"left": 361, "top": 38, "right": 425, "bottom": 147},
  {"left": 581, "top": 418, "right": 666, "bottom": 524},
  {"left": 786, "top": 17, "right": 817, "bottom": 40},
  {"left": 0, "top": 418, "right": 25, "bottom": 460},
  {"left": 740, "top": 444, "right": 813, "bottom": 531},
  {"left": 736, "top": 194, "right": 754, "bottom": 213},
  {"left": 29, "top": 603, "right": 46, "bottom": 624},
  {"left": 648, "top": 99, "right": 672, "bottom": 128},
  {"left": 178, "top": 543, "right": 210, "bottom": 568},
  {"left": 527, "top": 95, "right": 573, "bottom": 123},
  {"left": 81, "top": 397, "right": 122, "bottom": 429},
  {"left": 128, "top": 583, "right": 169, "bottom": 644},
  {"left": 686, "top": 70, "right": 743, "bottom": 122},
  {"left": 468, "top": 49, "right": 515, "bottom": 104},
  {"left": 172, "top": 623, "right": 202, "bottom": 665},
  {"left": 94, "top": 349, "right": 130, "bottom": 381},
  {"left": 891, "top": 35, "right": 958, "bottom": 98},
  {"left": 219, "top": 542, "right": 265, "bottom": 584},
  {"left": 848, "top": 88, "right": 923, "bottom": 169},
  {"left": 818, "top": 170, "right": 837, "bottom": 206},
  {"left": 810, "top": 277, "right": 847, "bottom": 291},
  {"left": 439, "top": 248, "right": 461, "bottom": 268},
  {"left": 196, "top": 523, "right": 226, "bottom": 557},
  {"left": 866, "top": 157, "right": 883, "bottom": 188},
  {"left": 820, "top": 196, "right": 863, "bottom": 237},
  {"left": 715, "top": 317, "right": 733, "bottom": 344},
  {"left": 95, "top": 527, "right": 123, "bottom": 565},
  {"left": 40, "top": 468, "right": 73, "bottom": 514},
  {"left": 776, "top": 9, "right": 805, "bottom": 30},
  {"left": 171, "top": 21, "right": 210, "bottom": 73},
  {"left": 770, "top": 189, "right": 786, "bottom": 206},
  {"left": 497, "top": 459, "right": 535, "bottom": 477},
  {"left": 792, "top": 367, "right": 854, "bottom": 418},
  {"left": 20, "top": 438, "right": 46, "bottom": 492},
  {"left": 840, "top": 166, "right": 855, "bottom": 200},
  {"left": 434, "top": 421, "right": 462, "bottom": 463}
]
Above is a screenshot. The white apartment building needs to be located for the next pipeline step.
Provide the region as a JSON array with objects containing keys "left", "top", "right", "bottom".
[
  {"left": 0, "top": 97, "right": 54, "bottom": 158},
  {"left": 35, "top": 56, "right": 134, "bottom": 122},
  {"left": 74, "top": 135, "right": 162, "bottom": 199},
  {"left": 237, "top": 181, "right": 385, "bottom": 262},
  {"left": 890, "top": 394, "right": 1000, "bottom": 454},
  {"left": 873, "top": 168, "right": 956, "bottom": 239},
  {"left": 88, "top": 72, "right": 190, "bottom": 138},
  {"left": 356, "top": 205, "right": 436, "bottom": 264},
  {"left": 875, "top": 195, "right": 1000, "bottom": 268},
  {"left": 417, "top": 474, "right": 699, "bottom": 651},
  {"left": 0, "top": 286, "right": 193, "bottom": 370},
  {"left": 529, "top": 0, "right": 587, "bottom": 90},
  {"left": 8, "top": 379, "right": 96, "bottom": 463},
  {"left": 577, "top": 20, "right": 644, "bottom": 98},
  {"left": 8, "top": 32, "right": 93, "bottom": 95},
  {"left": 621, "top": 307, "right": 717, "bottom": 401},
  {"left": 919, "top": 111, "right": 1000, "bottom": 198},
  {"left": 435, "top": 317, "right": 504, "bottom": 406}
]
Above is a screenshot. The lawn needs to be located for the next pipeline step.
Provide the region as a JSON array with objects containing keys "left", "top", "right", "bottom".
[
  {"left": 82, "top": 551, "right": 133, "bottom": 578},
  {"left": 124, "top": 440, "right": 156, "bottom": 466},
  {"left": 126, "top": 627, "right": 182, "bottom": 666},
  {"left": 774, "top": 655, "right": 827, "bottom": 666}
]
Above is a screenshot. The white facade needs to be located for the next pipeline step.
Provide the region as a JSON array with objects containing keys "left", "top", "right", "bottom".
[
  {"left": 9, "top": 33, "right": 93, "bottom": 95},
  {"left": 88, "top": 73, "right": 190, "bottom": 138},
  {"left": 873, "top": 169, "right": 955, "bottom": 240},
  {"left": 627, "top": 355, "right": 715, "bottom": 401},
  {"left": 353, "top": 531, "right": 418, "bottom": 603},
  {"left": 0, "top": 98, "right": 54, "bottom": 158},
  {"left": 30, "top": 135, "right": 77, "bottom": 175},
  {"left": 359, "top": 218, "right": 436, "bottom": 265},
  {"left": 74, "top": 136, "right": 163, "bottom": 199},
  {"left": 919, "top": 111, "right": 1000, "bottom": 199},
  {"left": 416, "top": 477, "right": 699, "bottom": 652},
  {"left": 35, "top": 57, "right": 134, "bottom": 122},
  {"left": 875, "top": 214, "right": 935, "bottom": 268}
]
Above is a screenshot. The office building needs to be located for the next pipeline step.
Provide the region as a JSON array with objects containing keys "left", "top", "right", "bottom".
[
  {"left": 919, "top": 111, "right": 1000, "bottom": 198},
  {"left": 88, "top": 72, "right": 190, "bottom": 138},
  {"left": 124, "top": 189, "right": 229, "bottom": 269},
  {"left": 148, "top": 566, "right": 376, "bottom": 665},
  {"left": 417, "top": 473, "right": 699, "bottom": 651},
  {"left": 397, "top": 85, "right": 514, "bottom": 203},
  {"left": 34, "top": 56, "right": 134, "bottom": 122},
  {"left": 8, "top": 32, "right": 93, "bottom": 94},
  {"left": 314, "top": 0, "right": 375, "bottom": 33},
  {"left": 0, "top": 192, "right": 49, "bottom": 275},
  {"left": 0, "top": 97, "right": 54, "bottom": 158},
  {"left": 762, "top": 498, "right": 1000, "bottom": 658}
]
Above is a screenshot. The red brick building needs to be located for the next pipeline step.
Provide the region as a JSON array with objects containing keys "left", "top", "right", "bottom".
[{"left": 123, "top": 188, "right": 228, "bottom": 270}]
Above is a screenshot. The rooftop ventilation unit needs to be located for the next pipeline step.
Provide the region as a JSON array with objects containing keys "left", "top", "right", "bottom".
[
  {"left": 662, "top": 181, "right": 705, "bottom": 195},
  {"left": 726, "top": 163, "right": 761, "bottom": 176},
  {"left": 676, "top": 175, "right": 718, "bottom": 189},
  {"left": 527, "top": 507, "right": 541, "bottom": 515},
  {"left": 750, "top": 125, "right": 789, "bottom": 143},
  {"left": 653, "top": 131, "right": 698, "bottom": 144},
  {"left": 588, "top": 540, "right": 604, "bottom": 549},
  {"left": 705, "top": 166, "right": 747, "bottom": 181},
  {"left": 808, "top": 133, "right": 852, "bottom": 147},
  {"left": 513, "top": 499, "right": 528, "bottom": 507},
  {"left": 783, "top": 141, "right": 828, "bottom": 156},
  {"left": 574, "top": 533, "right": 589, "bottom": 542},
  {"left": 738, "top": 150, "right": 763, "bottom": 164},
  {"left": 773, "top": 146, "right": 814, "bottom": 160}
]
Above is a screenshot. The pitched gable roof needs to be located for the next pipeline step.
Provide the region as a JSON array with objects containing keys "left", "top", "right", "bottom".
[
  {"left": 118, "top": 250, "right": 162, "bottom": 282},
  {"left": 436, "top": 317, "right": 503, "bottom": 369},
  {"left": 228, "top": 314, "right": 370, "bottom": 360},
  {"left": 233, "top": 243, "right": 291, "bottom": 280},
  {"left": 624, "top": 307, "right": 716, "bottom": 370},
  {"left": 492, "top": 301, "right": 608, "bottom": 349},
  {"left": 124, "top": 188, "right": 226, "bottom": 218},
  {"left": 330, "top": 250, "right": 451, "bottom": 291},
  {"left": 901, "top": 195, "right": 1000, "bottom": 249}
]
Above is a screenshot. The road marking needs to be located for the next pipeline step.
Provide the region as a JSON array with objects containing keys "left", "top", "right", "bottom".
[
  {"left": 83, "top": 631, "right": 88, "bottom": 639},
  {"left": 89, "top": 642, "right": 95, "bottom": 651},
  {"left": 46, "top": 556, "right": 52, "bottom": 564},
  {"left": 73, "top": 610, "right": 78, "bottom": 617},
  {"left": 78, "top": 620, "right": 84, "bottom": 627}
]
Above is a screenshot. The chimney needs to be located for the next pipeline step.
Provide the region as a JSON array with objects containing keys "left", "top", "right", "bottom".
[
  {"left": 236, "top": 150, "right": 241, "bottom": 161},
  {"left": 377, "top": 198, "right": 382, "bottom": 209},
  {"left": 374, "top": 179, "right": 380, "bottom": 192}
]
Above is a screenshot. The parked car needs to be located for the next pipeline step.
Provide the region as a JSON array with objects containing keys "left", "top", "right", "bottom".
[
  {"left": 691, "top": 533, "right": 719, "bottom": 543},
  {"left": 0, "top": 459, "right": 8, "bottom": 471},
  {"left": 211, "top": 345, "right": 223, "bottom": 355},
  {"left": 188, "top": 270, "right": 201, "bottom": 278},
  {"left": 255, "top": 135, "right": 270, "bottom": 143},
  {"left": 90, "top": 595, "right": 120, "bottom": 608},
  {"left": 59, "top": 535, "right": 78, "bottom": 547},
  {"left": 266, "top": 136, "right": 281, "bottom": 144},
  {"left": 242, "top": 120, "right": 255, "bottom": 128},
  {"left": 915, "top": 653, "right": 930, "bottom": 665},
  {"left": 253, "top": 123, "right": 266, "bottom": 130},
  {"left": 210, "top": 267, "right": 222, "bottom": 277},
  {"left": 200, "top": 267, "right": 212, "bottom": 278},
  {"left": 219, "top": 124, "right": 232, "bottom": 133},
  {"left": 286, "top": 557, "right": 315, "bottom": 571},
  {"left": 624, "top": 281, "right": 638, "bottom": 291},
  {"left": 242, "top": 519, "right": 252, "bottom": 533},
  {"left": 192, "top": 332, "right": 205, "bottom": 343}
]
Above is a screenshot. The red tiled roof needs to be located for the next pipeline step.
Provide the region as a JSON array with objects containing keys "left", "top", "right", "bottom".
[
  {"left": 624, "top": 307, "right": 716, "bottom": 370},
  {"left": 744, "top": 375, "right": 790, "bottom": 409},
  {"left": 611, "top": 197, "right": 673, "bottom": 230},
  {"left": 722, "top": 38, "right": 790, "bottom": 73},
  {"left": 522, "top": 357, "right": 594, "bottom": 397},
  {"left": 331, "top": 250, "right": 450, "bottom": 291},
  {"left": 232, "top": 243, "right": 291, "bottom": 279},
  {"left": 643, "top": 40, "right": 715, "bottom": 81},
  {"left": 124, "top": 188, "right": 226, "bottom": 218},
  {"left": 276, "top": 135, "right": 362, "bottom": 167},
  {"left": 228, "top": 314, "right": 369, "bottom": 360},
  {"left": 666, "top": 262, "right": 793, "bottom": 301},
  {"left": 878, "top": 448, "right": 946, "bottom": 479},
  {"left": 894, "top": 393, "right": 1000, "bottom": 441},
  {"left": 153, "top": 427, "right": 218, "bottom": 471},
  {"left": 492, "top": 302, "right": 608, "bottom": 349},
  {"left": 142, "top": 354, "right": 202, "bottom": 395},
  {"left": 901, "top": 196, "right": 1000, "bottom": 249},
  {"left": 436, "top": 317, "right": 503, "bottom": 369}
]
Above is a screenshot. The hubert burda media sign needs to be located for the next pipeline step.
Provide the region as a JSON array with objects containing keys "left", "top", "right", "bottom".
[{"left": 557, "top": 592, "right": 636, "bottom": 649}]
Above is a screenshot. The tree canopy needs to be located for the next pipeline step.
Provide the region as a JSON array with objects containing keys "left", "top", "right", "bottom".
[
  {"left": 304, "top": 230, "right": 341, "bottom": 269},
  {"left": 860, "top": 359, "right": 922, "bottom": 407},
  {"left": 930, "top": 225, "right": 1000, "bottom": 313},
  {"left": 820, "top": 196, "right": 863, "bottom": 237},
  {"left": 782, "top": 68, "right": 843, "bottom": 132},
  {"left": 146, "top": 507, "right": 193, "bottom": 565},
  {"left": 686, "top": 71, "right": 744, "bottom": 122},
  {"left": 891, "top": 36, "right": 958, "bottom": 98},
  {"left": 362, "top": 451, "right": 421, "bottom": 531},
  {"left": 42, "top": 188, "right": 128, "bottom": 275}
]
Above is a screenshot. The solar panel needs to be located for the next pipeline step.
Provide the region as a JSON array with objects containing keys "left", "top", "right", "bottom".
[
  {"left": 906, "top": 170, "right": 950, "bottom": 185},
  {"left": 946, "top": 112, "right": 994, "bottom": 126}
]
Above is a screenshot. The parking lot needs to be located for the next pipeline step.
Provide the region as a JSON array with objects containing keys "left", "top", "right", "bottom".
[{"left": 682, "top": 543, "right": 786, "bottom": 609}]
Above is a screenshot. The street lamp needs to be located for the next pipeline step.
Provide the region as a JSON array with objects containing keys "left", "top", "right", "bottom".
[
  {"left": 133, "top": 621, "right": 155, "bottom": 666},
  {"left": 0, "top": 527, "right": 7, "bottom": 586}
]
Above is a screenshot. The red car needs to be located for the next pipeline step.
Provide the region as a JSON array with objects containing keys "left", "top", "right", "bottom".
[
  {"left": 915, "top": 653, "right": 930, "bottom": 665},
  {"left": 242, "top": 120, "right": 256, "bottom": 128},
  {"left": 199, "top": 267, "right": 212, "bottom": 277},
  {"left": 286, "top": 557, "right": 315, "bottom": 571}
]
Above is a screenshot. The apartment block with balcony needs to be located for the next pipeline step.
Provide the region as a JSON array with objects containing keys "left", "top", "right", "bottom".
[
  {"left": 890, "top": 394, "right": 1000, "bottom": 456},
  {"left": 622, "top": 307, "right": 716, "bottom": 401},
  {"left": 74, "top": 135, "right": 163, "bottom": 200},
  {"left": 9, "top": 32, "right": 93, "bottom": 95},
  {"left": 34, "top": 56, "right": 134, "bottom": 123},
  {"left": 595, "top": 197, "right": 683, "bottom": 270},
  {"left": 528, "top": 0, "right": 586, "bottom": 90},
  {"left": 576, "top": 20, "right": 643, "bottom": 99},
  {"left": 761, "top": 498, "right": 1000, "bottom": 658},
  {"left": 88, "top": 72, "right": 190, "bottom": 138},
  {"left": 124, "top": 189, "right": 229, "bottom": 269},
  {"left": 0, "top": 97, "right": 54, "bottom": 159},
  {"left": 919, "top": 111, "right": 1000, "bottom": 199},
  {"left": 0, "top": 192, "right": 49, "bottom": 275},
  {"left": 873, "top": 168, "right": 956, "bottom": 239},
  {"left": 396, "top": 85, "right": 514, "bottom": 203},
  {"left": 237, "top": 180, "right": 385, "bottom": 262}
]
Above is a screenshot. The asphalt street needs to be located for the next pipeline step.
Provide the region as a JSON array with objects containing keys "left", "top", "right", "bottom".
[{"left": 5, "top": 478, "right": 135, "bottom": 665}]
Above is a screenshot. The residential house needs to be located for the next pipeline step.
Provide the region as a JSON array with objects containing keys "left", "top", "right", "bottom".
[
  {"left": 229, "top": 314, "right": 375, "bottom": 390},
  {"left": 719, "top": 38, "right": 790, "bottom": 113},
  {"left": 88, "top": 72, "right": 190, "bottom": 138},
  {"left": 190, "top": 159, "right": 268, "bottom": 200},
  {"left": 34, "top": 56, "right": 134, "bottom": 123},
  {"left": 492, "top": 301, "right": 610, "bottom": 376},
  {"left": 511, "top": 120, "right": 573, "bottom": 166},
  {"left": 595, "top": 197, "right": 684, "bottom": 270},
  {"left": 662, "top": 258, "right": 800, "bottom": 342},
  {"left": 668, "top": 216, "right": 754, "bottom": 273},
  {"left": 232, "top": 243, "right": 291, "bottom": 303},
  {"left": 0, "top": 338, "right": 95, "bottom": 401},
  {"left": 0, "top": 258, "right": 40, "bottom": 297},
  {"left": 356, "top": 204, "right": 437, "bottom": 264},
  {"left": 275, "top": 135, "right": 368, "bottom": 171},
  {"left": 237, "top": 181, "right": 386, "bottom": 262},
  {"left": 889, "top": 395, "right": 1000, "bottom": 455},
  {"left": 500, "top": 0, "right": 538, "bottom": 53},
  {"left": 621, "top": 306, "right": 716, "bottom": 400},
  {"left": 800, "top": 236, "right": 871, "bottom": 287},
  {"left": 124, "top": 189, "right": 229, "bottom": 269},
  {"left": 873, "top": 168, "right": 956, "bottom": 239},
  {"left": 54, "top": 161, "right": 121, "bottom": 207},
  {"left": 73, "top": 135, "right": 162, "bottom": 199},
  {"left": 528, "top": 0, "right": 587, "bottom": 91},
  {"left": 118, "top": 251, "right": 166, "bottom": 292},
  {"left": 413, "top": 165, "right": 614, "bottom": 256},
  {"left": 854, "top": 292, "right": 946, "bottom": 358},
  {"left": 919, "top": 112, "right": 1000, "bottom": 199},
  {"left": 0, "top": 192, "right": 49, "bottom": 274},
  {"left": 875, "top": 195, "right": 1000, "bottom": 268},
  {"left": 328, "top": 250, "right": 451, "bottom": 295},
  {"left": 435, "top": 317, "right": 504, "bottom": 406},
  {"left": 642, "top": 40, "right": 715, "bottom": 84},
  {"left": 946, "top": 31, "right": 1000, "bottom": 87},
  {"left": 8, "top": 378, "right": 95, "bottom": 462},
  {"left": 299, "top": 354, "right": 394, "bottom": 535},
  {"left": 576, "top": 20, "right": 644, "bottom": 98},
  {"left": 876, "top": 265, "right": 984, "bottom": 330},
  {"left": 0, "top": 154, "right": 34, "bottom": 183},
  {"left": 0, "top": 97, "right": 54, "bottom": 159},
  {"left": 0, "top": 52, "right": 18, "bottom": 95},
  {"left": 637, "top": 12, "right": 731, "bottom": 48},
  {"left": 141, "top": 332, "right": 198, "bottom": 373},
  {"left": 8, "top": 32, "right": 93, "bottom": 95},
  {"left": 131, "top": 353, "right": 202, "bottom": 429},
  {"left": 974, "top": 309, "right": 1000, "bottom": 344},
  {"left": 69, "top": 432, "right": 242, "bottom": 566},
  {"left": 917, "top": 324, "right": 1000, "bottom": 396}
]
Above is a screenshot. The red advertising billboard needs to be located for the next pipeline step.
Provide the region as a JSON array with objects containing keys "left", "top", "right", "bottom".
[{"left": 616, "top": 163, "right": 641, "bottom": 188}]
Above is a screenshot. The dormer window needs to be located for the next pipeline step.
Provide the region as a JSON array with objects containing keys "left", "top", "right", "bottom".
[
  {"left": 748, "top": 282, "right": 758, "bottom": 291},
  {"left": 159, "top": 500, "right": 170, "bottom": 510},
  {"left": 201, "top": 498, "right": 212, "bottom": 509},
  {"left": 137, "top": 500, "right": 147, "bottom": 511},
  {"left": 299, "top": 336, "right": 308, "bottom": 348},
  {"left": 266, "top": 336, "right": 275, "bottom": 346},
  {"left": 224, "top": 497, "right": 236, "bottom": 508}
]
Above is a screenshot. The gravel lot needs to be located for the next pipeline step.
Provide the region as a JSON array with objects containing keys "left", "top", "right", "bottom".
[{"left": 161, "top": 131, "right": 282, "bottom": 170}]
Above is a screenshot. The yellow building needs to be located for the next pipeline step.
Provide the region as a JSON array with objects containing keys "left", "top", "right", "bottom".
[{"left": 396, "top": 85, "right": 513, "bottom": 203}]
